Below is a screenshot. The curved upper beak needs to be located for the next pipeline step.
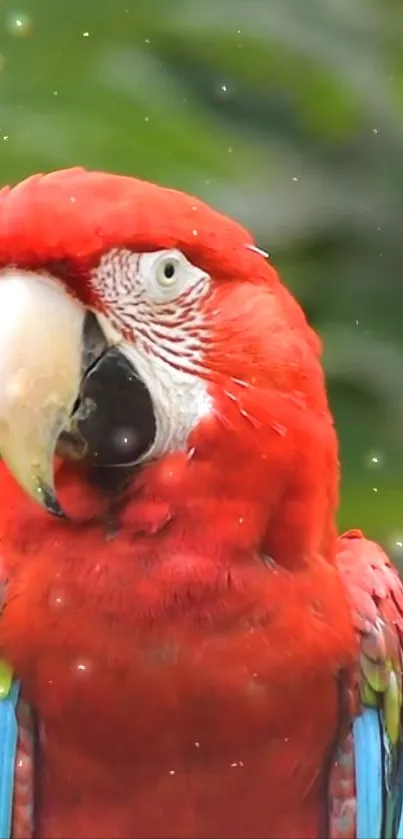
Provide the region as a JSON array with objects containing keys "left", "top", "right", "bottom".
[
  {"left": 0, "top": 270, "right": 157, "bottom": 517},
  {"left": 0, "top": 270, "right": 88, "bottom": 515}
]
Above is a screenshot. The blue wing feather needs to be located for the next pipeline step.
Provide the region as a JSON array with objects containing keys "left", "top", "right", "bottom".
[
  {"left": 0, "top": 679, "right": 20, "bottom": 839},
  {"left": 353, "top": 708, "right": 383, "bottom": 839},
  {"left": 337, "top": 531, "right": 403, "bottom": 839}
]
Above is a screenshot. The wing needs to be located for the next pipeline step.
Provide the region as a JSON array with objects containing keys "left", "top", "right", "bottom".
[
  {"left": 332, "top": 529, "right": 403, "bottom": 839},
  {"left": 0, "top": 566, "right": 34, "bottom": 839}
]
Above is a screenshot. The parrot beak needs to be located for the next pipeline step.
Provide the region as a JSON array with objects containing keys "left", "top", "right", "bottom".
[
  {"left": 0, "top": 270, "right": 157, "bottom": 517},
  {"left": 0, "top": 271, "right": 88, "bottom": 516}
]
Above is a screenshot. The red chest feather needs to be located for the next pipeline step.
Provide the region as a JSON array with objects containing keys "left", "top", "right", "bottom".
[{"left": 0, "top": 467, "right": 356, "bottom": 838}]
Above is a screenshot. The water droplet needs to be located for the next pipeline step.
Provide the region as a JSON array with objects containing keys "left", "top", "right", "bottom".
[
  {"left": 3, "top": 135, "right": 9, "bottom": 142},
  {"left": 6, "top": 12, "right": 33, "bottom": 37},
  {"left": 388, "top": 534, "right": 403, "bottom": 562},
  {"left": 52, "top": 90, "right": 58, "bottom": 97},
  {"left": 366, "top": 451, "right": 383, "bottom": 468},
  {"left": 111, "top": 426, "right": 140, "bottom": 458},
  {"left": 17, "top": 753, "right": 31, "bottom": 770},
  {"left": 216, "top": 82, "right": 232, "bottom": 99},
  {"left": 228, "top": 146, "right": 233, "bottom": 153},
  {"left": 144, "top": 38, "right": 151, "bottom": 44},
  {"left": 72, "top": 658, "right": 93, "bottom": 678},
  {"left": 144, "top": 116, "right": 149, "bottom": 122},
  {"left": 169, "top": 769, "right": 176, "bottom": 775},
  {"left": 192, "top": 229, "right": 198, "bottom": 237},
  {"left": 48, "top": 587, "right": 67, "bottom": 611},
  {"left": 292, "top": 176, "right": 299, "bottom": 182},
  {"left": 355, "top": 319, "right": 359, "bottom": 326},
  {"left": 194, "top": 741, "right": 200, "bottom": 748},
  {"left": 372, "top": 128, "right": 378, "bottom": 134},
  {"left": 82, "top": 31, "right": 90, "bottom": 38},
  {"left": 387, "top": 529, "right": 403, "bottom": 567},
  {"left": 372, "top": 487, "right": 378, "bottom": 493},
  {"left": 238, "top": 517, "right": 244, "bottom": 525}
]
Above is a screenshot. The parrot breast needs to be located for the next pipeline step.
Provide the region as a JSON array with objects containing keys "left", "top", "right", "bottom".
[{"left": 0, "top": 453, "right": 357, "bottom": 839}]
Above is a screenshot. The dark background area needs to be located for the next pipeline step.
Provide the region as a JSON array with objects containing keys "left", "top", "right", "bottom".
[{"left": 1, "top": 0, "right": 402, "bottom": 562}]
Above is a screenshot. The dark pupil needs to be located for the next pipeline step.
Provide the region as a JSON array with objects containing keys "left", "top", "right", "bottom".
[{"left": 164, "top": 261, "right": 175, "bottom": 279}]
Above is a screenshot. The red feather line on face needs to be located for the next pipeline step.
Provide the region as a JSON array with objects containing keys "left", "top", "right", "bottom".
[{"left": 0, "top": 167, "right": 278, "bottom": 306}]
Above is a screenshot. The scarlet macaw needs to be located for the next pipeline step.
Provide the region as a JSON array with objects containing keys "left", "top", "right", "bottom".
[{"left": 0, "top": 168, "right": 402, "bottom": 839}]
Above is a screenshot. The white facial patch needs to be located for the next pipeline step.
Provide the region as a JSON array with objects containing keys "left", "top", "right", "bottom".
[{"left": 92, "top": 248, "right": 213, "bottom": 461}]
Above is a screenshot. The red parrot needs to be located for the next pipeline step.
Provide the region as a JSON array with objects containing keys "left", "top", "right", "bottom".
[{"left": 0, "top": 168, "right": 401, "bottom": 839}]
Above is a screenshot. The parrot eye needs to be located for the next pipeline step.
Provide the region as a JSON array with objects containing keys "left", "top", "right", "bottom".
[
  {"left": 153, "top": 252, "right": 183, "bottom": 293},
  {"left": 94, "top": 247, "right": 209, "bottom": 310},
  {"left": 156, "top": 257, "right": 178, "bottom": 288},
  {"left": 140, "top": 248, "right": 208, "bottom": 303}
]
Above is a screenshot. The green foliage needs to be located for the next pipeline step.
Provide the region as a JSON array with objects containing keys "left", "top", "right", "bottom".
[{"left": 0, "top": 0, "right": 402, "bottom": 555}]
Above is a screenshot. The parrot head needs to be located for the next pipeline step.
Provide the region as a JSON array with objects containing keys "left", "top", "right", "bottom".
[{"left": 0, "top": 167, "right": 338, "bottom": 581}]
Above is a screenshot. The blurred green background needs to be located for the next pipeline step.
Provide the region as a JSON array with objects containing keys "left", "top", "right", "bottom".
[{"left": 0, "top": 0, "right": 402, "bottom": 560}]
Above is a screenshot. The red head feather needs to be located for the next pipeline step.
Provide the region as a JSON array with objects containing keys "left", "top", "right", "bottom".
[{"left": 0, "top": 167, "right": 262, "bottom": 292}]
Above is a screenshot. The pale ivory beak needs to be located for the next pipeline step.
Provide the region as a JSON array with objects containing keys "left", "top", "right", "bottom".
[{"left": 0, "top": 270, "right": 85, "bottom": 515}]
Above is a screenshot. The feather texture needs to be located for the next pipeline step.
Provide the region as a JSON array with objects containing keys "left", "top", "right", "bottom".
[
  {"left": 0, "top": 169, "right": 401, "bottom": 838},
  {"left": 335, "top": 531, "right": 403, "bottom": 839}
]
